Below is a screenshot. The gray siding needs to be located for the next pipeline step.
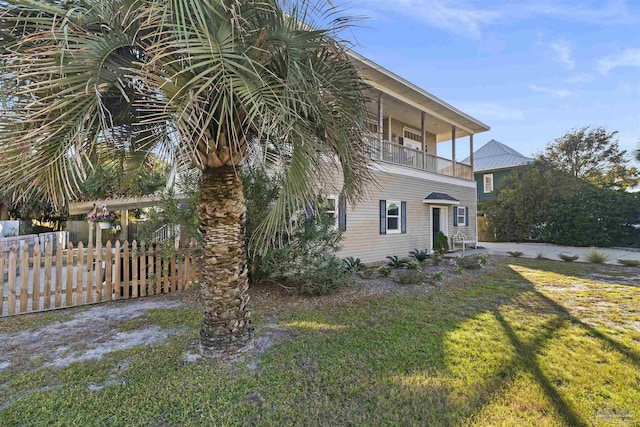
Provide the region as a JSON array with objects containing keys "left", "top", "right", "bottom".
[{"left": 338, "top": 169, "right": 477, "bottom": 263}]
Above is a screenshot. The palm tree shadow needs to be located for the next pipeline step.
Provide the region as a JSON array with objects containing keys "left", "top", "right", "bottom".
[{"left": 492, "top": 309, "right": 588, "bottom": 427}]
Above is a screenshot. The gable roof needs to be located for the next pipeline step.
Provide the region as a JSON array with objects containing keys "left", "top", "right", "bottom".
[{"left": 463, "top": 139, "right": 533, "bottom": 172}]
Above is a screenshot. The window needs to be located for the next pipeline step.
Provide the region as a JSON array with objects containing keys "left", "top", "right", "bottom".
[
  {"left": 403, "top": 128, "right": 423, "bottom": 143},
  {"left": 366, "top": 119, "right": 379, "bottom": 134},
  {"left": 323, "top": 195, "right": 338, "bottom": 229},
  {"left": 483, "top": 174, "right": 494, "bottom": 193},
  {"left": 457, "top": 207, "right": 467, "bottom": 226},
  {"left": 386, "top": 201, "right": 401, "bottom": 233}
]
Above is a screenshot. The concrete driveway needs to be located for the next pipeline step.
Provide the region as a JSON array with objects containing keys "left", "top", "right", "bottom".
[{"left": 479, "top": 242, "right": 640, "bottom": 265}]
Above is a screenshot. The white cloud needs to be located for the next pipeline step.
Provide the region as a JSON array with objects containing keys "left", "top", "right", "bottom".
[
  {"left": 565, "top": 73, "right": 594, "bottom": 84},
  {"left": 357, "top": 0, "right": 639, "bottom": 38},
  {"left": 550, "top": 40, "right": 575, "bottom": 70},
  {"left": 456, "top": 102, "right": 524, "bottom": 120},
  {"left": 597, "top": 48, "right": 640, "bottom": 74},
  {"left": 359, "top": 0, "right": 500, "bottom": 39},
  {"left": 529, "top": 85, "right": 573, "bottom": 98}
]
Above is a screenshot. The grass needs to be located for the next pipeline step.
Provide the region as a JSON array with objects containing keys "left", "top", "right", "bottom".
[
  {"left": 618, "top": 259, "right": 640, "bottom": 267},
  {"left": 558, "top": 253, "right": 580, "bottom": 262},
  {"left": 585, "top": 248, "right": 610, "bottom": 264},
  {"left": 506, "top": 251, "right": 524, "bottom": 258},
  {"left": 1, "top": 258, "right": 639, "bottom": 426}
]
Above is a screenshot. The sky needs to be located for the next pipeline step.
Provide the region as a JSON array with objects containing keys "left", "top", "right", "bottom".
[{"left": 340, "top": 0, "right": 640, "bottom": 162}]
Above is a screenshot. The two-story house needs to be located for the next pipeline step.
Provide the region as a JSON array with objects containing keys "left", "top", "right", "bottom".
[{"left": 322, "top": 52, "right": 490, "bottom": 263}]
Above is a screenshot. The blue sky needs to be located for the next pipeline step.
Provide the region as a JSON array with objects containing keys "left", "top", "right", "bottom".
[{"left": 342, "top": 0, "right": 640, "bottom": 162}]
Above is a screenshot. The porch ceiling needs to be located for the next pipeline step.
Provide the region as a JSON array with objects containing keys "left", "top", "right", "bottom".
[{"left": 367, "top": 93, "right": 471, "bottom": 141}]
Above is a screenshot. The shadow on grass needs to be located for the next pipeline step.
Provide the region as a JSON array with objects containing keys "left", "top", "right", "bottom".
[{"left": 1, "top": 259, "right": 638, "bottom": 425}]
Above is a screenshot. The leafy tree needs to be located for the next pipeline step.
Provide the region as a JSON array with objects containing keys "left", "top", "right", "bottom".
[
  {"left": 0, "top": 0, "right": 371, "bottom": 356},
  {"left": 486, "top": 161, "right": 586, "bottom": 242},
  {"left": 538, "top": 126, "right": 639, "bottom": 190},
  {"left": 541, "top": 187, "right": 640, "bottom": 247}
]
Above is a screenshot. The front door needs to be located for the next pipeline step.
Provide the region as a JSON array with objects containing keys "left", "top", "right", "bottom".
[
  {"left": 431, "top": 206, "right": 449, "bottom": 250},
  {"left": 432, "top": 208, "right": 441, "bottom": 237}
]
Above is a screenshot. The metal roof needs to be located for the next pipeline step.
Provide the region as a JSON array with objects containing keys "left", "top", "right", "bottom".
[{"left": 463, "top": 139, "right": 532, "bottom": 172}]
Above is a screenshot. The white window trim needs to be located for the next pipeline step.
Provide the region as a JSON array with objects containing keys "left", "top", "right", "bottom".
[
  {"left": 325, "top": 195, "right": 339, "bottom": 230},
  {"left": 483, "top": 174, "right": 494, "bottom": 193},
  {"left": 403, "top": 127, "right": 423, "bottom": 143},
  {"left": 457, "top": 206, "right": 467, "bottom": 226},
  {"left": 386, "top": 200, "right": 402, "bottom": 234}
]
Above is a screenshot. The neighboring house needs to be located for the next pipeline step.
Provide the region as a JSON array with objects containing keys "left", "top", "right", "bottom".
[
  {"left": 462, "top": 139, "right": 532, "bottom": 202},
  {"left": 68, "top": 52, "right": 491, "bottom": 264}
]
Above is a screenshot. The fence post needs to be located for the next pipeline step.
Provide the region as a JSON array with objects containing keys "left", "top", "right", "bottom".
[
  {"left": 123, "top": 241, "right": 130, "bottom": 299},
  {"left": 8, "top": 246, "right": 16, "bottom": 315},
  {"left": 105, "top": 241, "right": 112, "bottom": 301},
  {"left": 86, "top": 242, "right": 94, "bottom": 304},
  {"left": 0, "top": 253, "right": 4, "bottom": 316},
  {"left": 139, "top": 242, "right": 146, "bottom": 297},
  {"left": 32, "top": 244, "right": 40, "bottom": 311},
  {"left": 114, "top": 240, "right": 121, "bottom": 300},
  {"left": 54, "top": 240, "right": 63, "bottom": 308},
  {"left": 76, "top": 242, "right": 84, "bottom": 305},
  {"left": 44, "top": 241, "right": 52, "bottom": 310},
  {"left": 131, "top": 240, "right": 138, "bottom": 298},
  {"left": 66, "top": 242, "right": 74, "bottom": 306},
  {"left": 20, "top": 244, "right": 29, "bottom": 313},
  {"left": 96, "top": 235, "right": 103, "bottom": 303}
]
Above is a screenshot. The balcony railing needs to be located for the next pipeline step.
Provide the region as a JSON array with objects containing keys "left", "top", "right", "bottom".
[{"left": 366, "top": 139, "right": 473, "bottom": 180}]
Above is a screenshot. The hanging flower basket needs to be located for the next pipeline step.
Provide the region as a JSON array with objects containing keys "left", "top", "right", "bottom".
[{"left": 88, "top": 213, "right": 119, "bottom": 230}]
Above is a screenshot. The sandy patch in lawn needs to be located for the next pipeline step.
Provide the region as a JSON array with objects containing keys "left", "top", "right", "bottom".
[{"left": 0, "top": 297, "right": 184, "bottom": 370}]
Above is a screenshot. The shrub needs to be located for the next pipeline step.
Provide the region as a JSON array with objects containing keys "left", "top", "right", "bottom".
[
  {"left": 407, "top": 260, "right": 420, "bottom": 270},
  {"left": 454, "top": 266, "right": 464, "bottom": 274},
  {"left": 585, "top": 249, "right": 609, "bottom": 264},
  {"left": 395, "top": 270, "right": 424, "bottom": 285},
  {"left": 434, "top": 231, "right": 449, "bottom": 254},
  {"left": 386, "top": 255, "right": 408, "bottom": 269},
  {"left": 431, "top": 252, "right": 445, "bottom": 266},
  {"left": 558, "top": 253, "right": 579, "bottom": 262},
  {"left": 618, "top": 259, "right": 640, "bottom": 267},
  {"left": 409, "top": 249, "right": 429, "bottom": 262},
  {"left": 457, "top": 254, "right": 488, "bottom": 270},
  {"left": 542, "top": 187, "right": 640, "bottom": 247},
  {"left": 299, "top": 254, "right": 352, "bottom": 296},
  {"left": 357, "top": 266, "right": 378, "bottom": 279},
  {"left": 343, "top": 257, "right": 364, "bottom": 272},
  {"left": 378, "top": 266, "right": 392, "bottom": 277},
  {"left": 506, "top": 251, "right": 524, "bottom": 258},
  {"left": 432, "top": 271, "right": 444, "bottom": 281}
]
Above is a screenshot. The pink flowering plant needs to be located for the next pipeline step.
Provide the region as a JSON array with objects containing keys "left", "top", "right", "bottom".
[{"left": 88, "top": 213, "right": 119, "bottom": 225}]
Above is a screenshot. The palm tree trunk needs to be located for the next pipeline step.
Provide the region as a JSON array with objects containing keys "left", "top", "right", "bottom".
[{"left": 199, "top": 166, "right": 252, "bottom": 357}]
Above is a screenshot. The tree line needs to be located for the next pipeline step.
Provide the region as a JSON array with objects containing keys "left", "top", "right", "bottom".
[{"left": 484, "top": 127, "right": 640, "bottom": 247}]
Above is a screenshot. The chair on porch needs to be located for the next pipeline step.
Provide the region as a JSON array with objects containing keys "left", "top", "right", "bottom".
[{"left": 451, "top": 231, "right": 477, "bottom": 252}]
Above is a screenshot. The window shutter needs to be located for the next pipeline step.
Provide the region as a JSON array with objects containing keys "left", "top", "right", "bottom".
[
  {"left": 465, "top": 207, "right": 469, "bottom": 226},
  {"left": 338, "top": 197, "right": 347, "bottom": 232},
  {"left": 401, "top": 202, "right": 407, "bottom": 234},
  {"left": 453, "top": 206, "right": 458, "bottom": 226},
  {"left": 379, "top": 200, "right": 387, "bottom": 235}
]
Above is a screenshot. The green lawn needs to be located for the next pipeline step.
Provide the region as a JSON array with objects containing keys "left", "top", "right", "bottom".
[{"left": 1, "top": 258, "right": 639, "bottom": 426}]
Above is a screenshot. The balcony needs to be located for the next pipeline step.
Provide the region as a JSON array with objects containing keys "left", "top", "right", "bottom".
[{"left": 366, "top": 139, "right": 473, "bottom": 180}]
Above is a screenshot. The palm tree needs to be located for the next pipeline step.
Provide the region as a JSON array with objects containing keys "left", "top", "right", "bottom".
[{"left": 0, "top": 0, "right": 371, "bottom": 357}]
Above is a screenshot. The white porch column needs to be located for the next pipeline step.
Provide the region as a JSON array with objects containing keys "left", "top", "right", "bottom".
[
  {"left": 421, "top": 111, "right": 427, "bottom": 169},
  {"left": 377, "top": 92, "right": 383, "bottom": 141},
  {"left": 469, "top": 134, "right": 474, "bottom": 171},
  {"left": 451, "top": 125, "right": 457, "bottom": 176}
]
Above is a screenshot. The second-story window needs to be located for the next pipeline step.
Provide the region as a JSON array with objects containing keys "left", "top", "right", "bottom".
[
  {"left": 403, "top": 128, "right": 423, "bottom": 143},
  {"left": 483, "top": 174, "right": 494, "bottom": 193}
]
